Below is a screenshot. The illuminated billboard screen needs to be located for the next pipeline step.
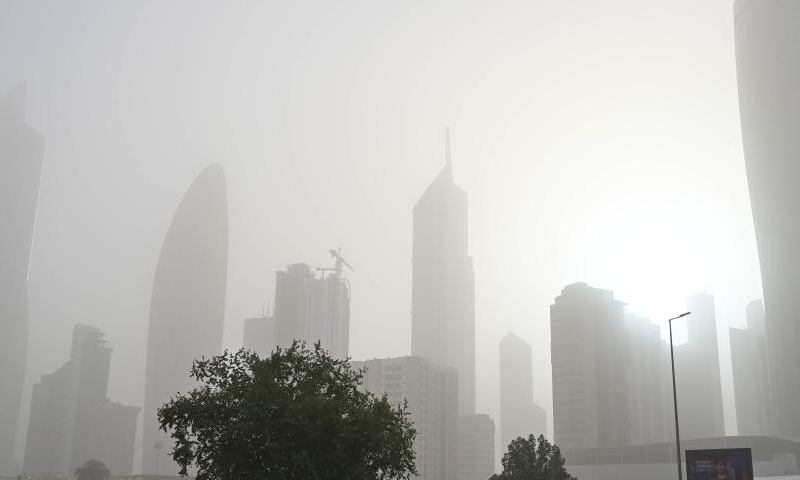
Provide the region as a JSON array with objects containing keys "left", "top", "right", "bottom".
[{"left": 685, "top": 448, "right": 754, "bottom": 480}]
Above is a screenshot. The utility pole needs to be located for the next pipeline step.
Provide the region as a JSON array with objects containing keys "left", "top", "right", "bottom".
[{"left": 668, "top": 311, "right": 691, "bottom": 480}]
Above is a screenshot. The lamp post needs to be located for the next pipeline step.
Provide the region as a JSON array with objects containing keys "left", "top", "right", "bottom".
[
  {"left": 154, "top": 441, "right": 163, "bottom": 474},
  {"left": 668, "top": 311, "right": 691, "bottom": 480}
]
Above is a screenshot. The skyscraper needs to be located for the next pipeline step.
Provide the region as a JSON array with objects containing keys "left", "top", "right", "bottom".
[
  {"left": 673, "top": 293, "right": 725, "bottom": 440},
  {"left": 411, "top": 131, "right": 476, "bottom": 414},
  {"left": 499, "top": 333, "right": 546, "bottom": 450},
  {"left": 734, "top": 0, "right": 800, "bottom": 440},
  {"left": 0, "top": 84, "right": 44, "bottom": 473},
  {"left": 23, "top": 325, "right": 139, "bottom": 477},
  {"left": 730, "top": 299, "right": 773, "bottom": 435},
  {"left": 353, "top": 356, "right": 458, "bottom": 480},
  {"left": 273, "top": 261, "right": 350, "bottom": 359},
  {"left": 624, "top": 314, "right": 670, "bottom": 445},
  {"left": 550, "top": 283, "right": 629, "bottom": 451},
  {"left": 142, "top": 166, "right": 228, "bottom": 474}
]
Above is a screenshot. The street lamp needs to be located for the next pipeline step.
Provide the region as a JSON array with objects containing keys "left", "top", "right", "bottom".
[
  {"left": 154, "top": 441, "right": 164, "bottom": 474},
  {"left": 668, "top": 311, "right": 691, "bottom": 480}
]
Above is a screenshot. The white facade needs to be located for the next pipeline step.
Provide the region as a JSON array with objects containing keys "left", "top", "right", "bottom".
[
  {"left": 353, "top": 356, "right": 458, "bottom": 480},
  {"left": 550, "top": 283, "right": 629, "bottom": 451}
]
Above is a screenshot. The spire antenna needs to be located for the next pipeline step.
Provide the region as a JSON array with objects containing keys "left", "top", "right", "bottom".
[{"left": 445, "top": 126, "right": 452, "bottom": 177}]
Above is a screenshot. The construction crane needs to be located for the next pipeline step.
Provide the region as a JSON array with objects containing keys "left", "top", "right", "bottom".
[{"left": 316, "top": 247, "right": 354, "bottom": 278}]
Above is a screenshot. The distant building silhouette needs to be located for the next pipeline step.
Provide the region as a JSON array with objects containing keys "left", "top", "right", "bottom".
[
  {"left": 23, "top": 325, "right": 139, "bottom": 477},
  {"left": 499, "top": 332, "right": 546, "bottom": 451},
  {"left": 411, "top": 130, "right": 476, "bottom": 414},
  {"left": 735, "top": 0, "right": 800, "bottom": 440},
  {"left": 273, "top": 261, "right": 350, "bottom": 359},
  {"left": 353, "top": 356, "right": 458, "bottom": 480},
  {"left": 673, "top": 293, "right": 725, "bottom": 440},
  {"left": 457, "top": 414, "right": 495, "bottom": 480},
  {"left": 0, "top": 84, "right": 44, "bottom": 473},
  {"left": 624, "top": 314, "right": 670, "bottom": 445},
  {"left": 242, "top": 313, "right": 276, "bottom": 357},
  {"left": 623, "top": 314, "right": 671, "bottom": 445},
  {"left": 142, "top": 166, "right": 228, "bottom": 474},
  {"left": 550, "top": 283, "right": 629, "bottom": 451},
  {"left": 730, "top": 299, "right": 773, "bottom": 435}
]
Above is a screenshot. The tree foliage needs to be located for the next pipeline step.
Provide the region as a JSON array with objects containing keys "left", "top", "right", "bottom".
[
  {"left": 158, "top": 341, "right": 417, "bottom": 480},
  {"left": 74, "top": 460, "right": 110, "bottom": 480},
  {"left": 490, "top": 434, "right": 577, "bottom": 480}
]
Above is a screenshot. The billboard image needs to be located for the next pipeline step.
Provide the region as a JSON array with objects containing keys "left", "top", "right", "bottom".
[{"left": 686, "top": 448, "right": 754, "bottom": 480}]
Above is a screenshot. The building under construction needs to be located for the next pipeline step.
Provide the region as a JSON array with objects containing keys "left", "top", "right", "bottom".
[{"left": 246, "top": 249, "right": 352, "bottom": 359}]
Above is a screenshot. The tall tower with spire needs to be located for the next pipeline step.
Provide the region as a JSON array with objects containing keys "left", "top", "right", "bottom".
[
  {"left": 411, "top": 129, "right": 476, "bottom": 414},
  {"left": 0, "top": 84, "right": 44, "bottom": 473}
]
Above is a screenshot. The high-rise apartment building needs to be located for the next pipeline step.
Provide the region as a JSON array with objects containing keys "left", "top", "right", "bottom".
[
  {"left": 550, "top": 283, "right": 629, "bottom": 451},
  {"left": 734, "top": 0, "right": 800, "bottom": 440},
  {"left": 353, "top": 356, "right": 458, "bottom": 480},
  {"left": 142, "top": 166, "right": 228, "bottom": 474},
  {"left": 730, "top": 299, "right": 773, "bottom": 435},
  {"left": 624, "top": 314, "right": 670, "bottom": 445},
  {"left": 23, "top": 325, "right": 139, "bottom": 477},
  {"left": 273, "top": 262, "right": 350, "bottom": 359},
  {"left": 411, "top": 132, "right": 476, "bottom": 414},
  {"left": 0, "top": 84, "right": 44, "bottom": 473},
  {"left": 673, "top": 293, "right": 725, "bottom": 440},
  {"left": 457, "top": 414, "right": 495, "bottom": 480},
  {"left": 499, "top": 333, "right": 546, "bottom": 450}
]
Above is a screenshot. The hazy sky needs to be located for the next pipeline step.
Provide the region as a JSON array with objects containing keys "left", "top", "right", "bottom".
[{"left": 0, "top": 0, "right": 758, "bottom": 466}]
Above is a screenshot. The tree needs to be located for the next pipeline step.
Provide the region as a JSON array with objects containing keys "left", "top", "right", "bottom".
[
  {"left": 74, "top": 460, "right": 110, "bottom": 480},
  {"left": 490, "top": 434, "right": 577, "bottom": 480},
  {"left": 158, "top": 342, "right": 417, "bottom": 480}
]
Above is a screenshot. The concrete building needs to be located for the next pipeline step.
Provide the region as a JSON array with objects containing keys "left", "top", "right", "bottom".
[
  {"left": 624, "top": 314, "right": 670, "bottom": 445},
  {"left": 731, "top": 300, "right": 774, "bottom": 435},
  {"left": 353, "top": 356, "right": 458, "bottom": 480},
  {"left": 457, "top": 414, "right": 495, "bottom": 480},
  {"left": 243, "top": 314, "right": 276, "bottom": 357},
  {"left": 411, "top": 130, "right": 476, "bottom": 414},
  {"left": 142, "top": 166, "right": 228, "bottom": 474},
  {"left": 81, "top": 401, "right": 140, "bottom": 476},
  {"left": 499, "top": 333, "right": 546, "bottom": 451},
  {"left": 23, "top": 325, "right": 139, "bottom": 477},
  {"left": 273, "top": 261, "right": 350, "bottom": 359},
  {"left": 550, "top": 283, "right": 629, "bottom": 451},
  {"left": 0, "top": 84, "right": 44, "bottom": 473},
  {"left": 734, "top": 0, "right": 800, "bottom": 440},
  {"left": 673, "top": 293, "right": 725, "bottom": 440}
]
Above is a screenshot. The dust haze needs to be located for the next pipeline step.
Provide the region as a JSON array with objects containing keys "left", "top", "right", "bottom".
[{"left": 1, "top": 0, "right": 777, "bottom": 478}]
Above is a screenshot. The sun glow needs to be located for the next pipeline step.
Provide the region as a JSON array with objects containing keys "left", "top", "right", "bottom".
[{"left": 507, "top": 103, "right": 762, "bottom": 333}]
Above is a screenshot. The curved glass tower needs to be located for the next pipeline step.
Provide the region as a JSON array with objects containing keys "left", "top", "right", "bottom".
[
  {"left": 142, "top": 165, "right": 228, "bottom": 473},
  {"left": 735, "top": 0, "right": 800, "bottom": 439},
  {"left": 0, "top": 84, "right": 44, "bottom": 473}
]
